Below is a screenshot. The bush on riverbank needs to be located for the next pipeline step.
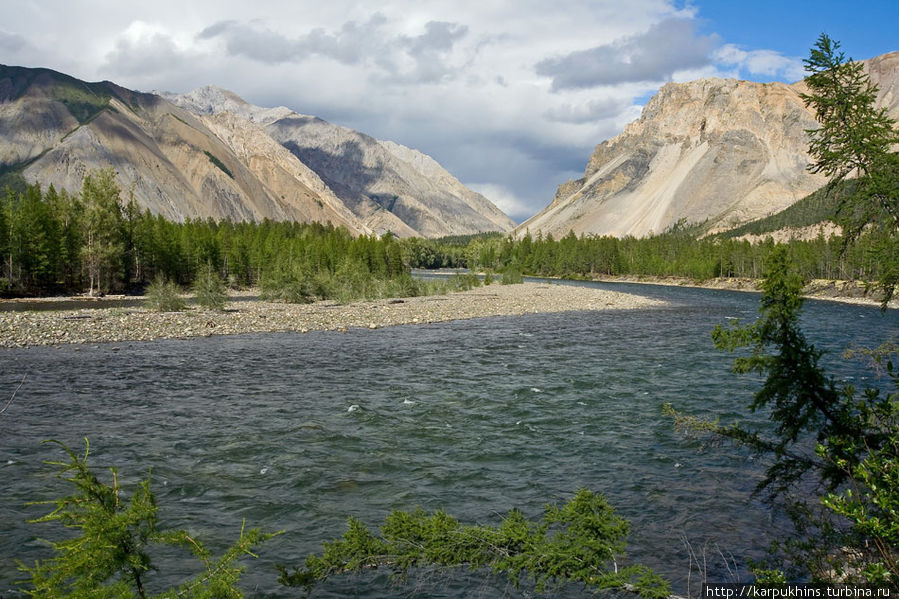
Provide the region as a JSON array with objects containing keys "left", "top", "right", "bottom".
[
  {"left": 192, "top": 263, "right": 228, "bottom": 311},
  {"left": 144, "top": 275, "right": 186, "bottom": 312}
]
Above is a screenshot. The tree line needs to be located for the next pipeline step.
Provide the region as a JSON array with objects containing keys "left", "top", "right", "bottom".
[
  {"left": 2, "top": 169, "right": 888, "bottom": 301},
  {"left": 406, "top": 225, "right": 884, "bottom": 285},
  {"left": 0, "top": 168, "right": 410, "bottom": 299}
]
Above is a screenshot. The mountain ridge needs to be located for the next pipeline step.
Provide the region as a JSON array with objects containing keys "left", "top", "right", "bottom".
[
  {"left": 0, "top": 66, "right": 514, "bottom": 238},
  {"left": 166, "top": 85, "right": 516, "bottom": 237},
  {"left": 519, "top": 51, "right": 899, "bottom": 239}
]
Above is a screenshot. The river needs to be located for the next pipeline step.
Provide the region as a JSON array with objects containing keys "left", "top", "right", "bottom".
[{"left": 1, "top": 281, "right": 896, "bottom": 597}]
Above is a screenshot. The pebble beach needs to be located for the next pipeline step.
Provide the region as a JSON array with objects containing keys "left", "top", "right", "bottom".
[{"left": 0, "top": 282, "right": 665, "bottom": 348}]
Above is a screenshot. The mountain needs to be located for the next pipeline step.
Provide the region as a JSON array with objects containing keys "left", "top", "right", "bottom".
[
  {"left": 0, "top": 66, "right": 514, "bottom": 238},
  {"left": 520, "top": 51, "right": 899, "bottom": 238},
  {"left": 167, "top": 86, "right": 516, "bottom": 237},
  {"left": 0, "top": 65, "right": 366, "bottom": 232}
]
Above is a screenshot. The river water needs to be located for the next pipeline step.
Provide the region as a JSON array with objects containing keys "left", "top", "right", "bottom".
[{"left": 1, "top": 281, "right": 896, "bottom": 597}]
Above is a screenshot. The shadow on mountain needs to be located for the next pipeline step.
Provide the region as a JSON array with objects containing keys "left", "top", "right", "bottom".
[{"left": 281, "top": 138, "right": 385, "bottom": 212}]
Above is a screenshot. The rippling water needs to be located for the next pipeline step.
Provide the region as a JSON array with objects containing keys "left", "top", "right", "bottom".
[{"left": 1, "top": 282, "right": 896, "bottom": 597}]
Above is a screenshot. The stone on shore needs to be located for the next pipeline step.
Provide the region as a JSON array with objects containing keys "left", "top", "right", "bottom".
[{"left": 0, "top": 282, "right": 665, "bottom": 348}]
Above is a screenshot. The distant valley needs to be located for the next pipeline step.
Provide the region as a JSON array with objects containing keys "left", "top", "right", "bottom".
[{"left": 2, "top": 52, "right": 898, "bottom": 241}]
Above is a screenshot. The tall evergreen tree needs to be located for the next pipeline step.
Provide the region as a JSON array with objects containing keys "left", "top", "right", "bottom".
[{"left": 801, "top": 33, "right": 899, "bottom": 303}]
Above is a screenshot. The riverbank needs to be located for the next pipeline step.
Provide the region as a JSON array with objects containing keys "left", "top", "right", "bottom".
[
  {"left": 0, "top": 282, "right": 665, "bottom": 348},
  {"left": 585, "top": 275, "right": 898, "bottom": 308}
]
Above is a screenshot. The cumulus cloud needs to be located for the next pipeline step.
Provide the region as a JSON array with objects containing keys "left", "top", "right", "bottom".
[
  {"left": 714, "top": 44, "right": 805, "bottom": 81},
  {"left": 0, "top": 29, "right": 27, "bottom": 53},
  {"left": 198, "top": 14, "right": 390, "bottom": 66},
  {"left": 535, "top": 18, "right": 719, "bottom": 90},
  {"left": 197, "top": 15, "right": 469, "bottom": 84},
  {"left": 102, "top": 22, "right": 185, "bottom": 77},
  {"left": 544, "top": 97, "right": 631, "bottom": 124}
]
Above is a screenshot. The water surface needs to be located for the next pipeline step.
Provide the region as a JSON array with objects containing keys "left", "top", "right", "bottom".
[{"left": 1, "top": 282, "right": 895, "bottom": 597}]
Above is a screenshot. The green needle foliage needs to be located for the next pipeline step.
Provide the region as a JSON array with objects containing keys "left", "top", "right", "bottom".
[
  {"left": 192, "top": 263, "right": 228, "bottom": 311},
  {"left": 669, "top": 245, "right": 898, "bottom": 585},
  {"left": 278, "top": 489, "right": 671, "bottom": 598},
  {"left": 18, "top": 439, "right": 274, "bottom": 598},
  {"left": 801, "top": 33, "right": 899, "bottom": 306},
  {"left": 144, "top": 274, "right": 186, "bottom": 312}
]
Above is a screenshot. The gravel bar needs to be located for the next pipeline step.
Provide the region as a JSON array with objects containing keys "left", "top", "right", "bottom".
[{"left": 0, "top": 282, "right": 664, "bottom": 348}]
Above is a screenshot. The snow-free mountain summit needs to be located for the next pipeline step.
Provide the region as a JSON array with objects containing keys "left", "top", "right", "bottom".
[
  {"left": 520, "top": 51, "right": 899, "bottom": 238},
  {"left": 0, "top": 65, "right": 514, "bottom": 238}
]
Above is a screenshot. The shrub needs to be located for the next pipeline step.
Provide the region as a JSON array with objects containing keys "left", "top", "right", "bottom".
[
  {"left": 144, "top": 274, "right": 186, "bottom": 312},
  {"left": 192, "top": 263, "right": 228, "bottom": 311},
  {"left": 19, "top": 439, "right": 273, "bottom": 597},
  {"left": 501, "top": 261, "right": 523, "bottom": 285}
]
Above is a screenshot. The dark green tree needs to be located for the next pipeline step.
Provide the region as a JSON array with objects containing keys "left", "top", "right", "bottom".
[
  {"left": 669, "top": 246, "right": 898, "bottom": 585},
  {"left": 801, "top": 33, "right": 899, "bottom": 304}
]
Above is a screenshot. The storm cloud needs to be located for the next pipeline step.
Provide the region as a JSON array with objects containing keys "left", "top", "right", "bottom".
[{"left": 535, "top": 18, "right": 719, "bottom": 90}]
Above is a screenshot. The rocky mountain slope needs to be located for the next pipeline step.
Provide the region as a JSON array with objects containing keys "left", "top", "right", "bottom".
[
  {"left": 0, "top": 66, "right": 514, "bottom": 238},
  {"left": 168, "top": 86, "right": 516, "bottom": 237},
  {"left": 0, "top": 65, "right": 366, "bottom": 232},
  {"left": 520, "top": 51, "right": 899, "bottom": 238}
]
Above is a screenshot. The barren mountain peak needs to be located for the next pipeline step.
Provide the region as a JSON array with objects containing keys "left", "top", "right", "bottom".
[{"left": 519, "top": 51, "right": 898, "bottom": 239}]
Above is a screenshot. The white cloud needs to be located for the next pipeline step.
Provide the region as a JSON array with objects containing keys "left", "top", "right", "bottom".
[
  {"left": 0, "top": 0, "right": 825, "bottom": 221},
  {"left": 467, "top": 183, "right": 531, "bottom": 223},
  {"left": 713, "top": 44, "right": 805, "bottom": 82}
]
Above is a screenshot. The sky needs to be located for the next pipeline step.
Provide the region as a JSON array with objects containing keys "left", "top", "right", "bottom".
[{"left": 1, "top": 1, "right": 896, "bottom": 223}]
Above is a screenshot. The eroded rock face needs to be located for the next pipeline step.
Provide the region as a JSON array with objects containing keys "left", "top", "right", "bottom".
[
  {"left": 169, "top": 86, "right": 516, "bottom": 237},
  {"left": 0, "top": 66, "right": 369, "bottom": 231},
  {"left": 520, "top": 51, "right": 899, "bottom": 238},
  {"left": 0, "top": 69, "right": 514, "bottom": 238}
]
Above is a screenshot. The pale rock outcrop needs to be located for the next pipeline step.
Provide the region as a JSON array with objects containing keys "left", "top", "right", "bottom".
[
  {"left": 169, "top": 86, "right": 516, "bottom": 237},
  {"left": 520, "top": 51, "right": 899, "bottom": 238}
]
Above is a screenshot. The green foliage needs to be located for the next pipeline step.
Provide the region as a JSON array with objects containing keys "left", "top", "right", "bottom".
[
  {"left": 447, "top": 271, "right": 481, "bottom": 291},
  {"left": 203, "top": 151, "right": 234, "bottom": 179},
  {"left": 723, "top": 183, "right": 849, "bottom": 238},
  {"left": 405, "top": 225, "right": 888, "bottom": 293},
  {"left": 711, "top": 247, "right": 847, "bottom": 492},
  {"left": 671, "top": 245, "right": 898, "bottom": 586},
  {"left": 801, "top": 33, "right": 899, "bottom": 305},
  {"left": 144, "top": 274, "right": 186, "bottom": 312},
  {"left": 501, "top": 258, "right": 524, "bottom": 284},
  {"left": 278, "top": 489, "right": 671, "bottom": 598},
  {"left": 18, "top": 439, "right": 273, "bottom": 598},
  {"left": 80, "top": 168, "right": 125, "bottom": 296},
  {"left": 192, "top": 263, "right": 228, "bottom": 310}
]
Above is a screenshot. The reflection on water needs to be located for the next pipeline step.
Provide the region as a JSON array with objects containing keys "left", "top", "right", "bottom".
[{"left": 0, "top": 282, "right": 895, "bottom": 597}]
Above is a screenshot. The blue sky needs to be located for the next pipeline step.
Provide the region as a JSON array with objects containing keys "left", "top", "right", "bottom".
[
  {"left": 693, "top": 0, "right": 896, "bottom": 69},
  {"left": 1, "top": 1, "right": 896, "bottom": 222}
]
